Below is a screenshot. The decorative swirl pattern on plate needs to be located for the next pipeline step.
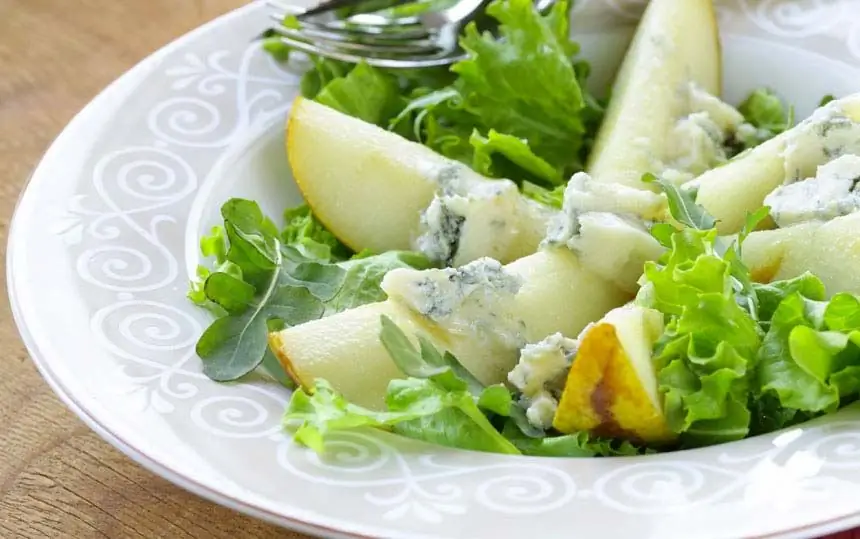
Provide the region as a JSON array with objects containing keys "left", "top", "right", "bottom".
[
  {"left": 738, "top": 0, "right": 846, "bottom": 37},
  {"left": 33, "top": 0, "right": 860, "bottom": 532}
]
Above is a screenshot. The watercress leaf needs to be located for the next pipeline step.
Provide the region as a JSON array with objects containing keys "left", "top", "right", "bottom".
[
  {"left": 203, "top": 272, "right": 256, "bottom": 314},
  {"left": 259, "top": 347, "right": 296, "bottom": 389},
  {"left": 197, "top": 279, "right": 324, "bottom": 381},
  {"left": 282, "top": 261, "right": 347, "bottom": 302},
  {"left": 327, "top": 251, "right": 433, "bottom": 313}
]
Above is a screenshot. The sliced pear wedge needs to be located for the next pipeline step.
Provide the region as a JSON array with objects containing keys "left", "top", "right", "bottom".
[
  {"left": 586, "top": 0, "right": 721, "bottom": 190},
  {"left": 743, "top": 212, "right": 860, "bottom": 295},
  {"left": 287, "top": 97, "right": 551, "bottom": 264},
  {"left": 269, "top": 249, "right": 630, "bottom": 409},
  {"left": 553, "top": 305, "right": 676, "bottom": 444},
  {"left": 287, "top": 97, "right": 448, "bottom": 253},
  {"left": 695, "top": 93, "right": 860, "bottom": 234}
]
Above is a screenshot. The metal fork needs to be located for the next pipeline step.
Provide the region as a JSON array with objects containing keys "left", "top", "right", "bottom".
[{"left": 266, "top": 0, "right": 500, "bottom": 68}]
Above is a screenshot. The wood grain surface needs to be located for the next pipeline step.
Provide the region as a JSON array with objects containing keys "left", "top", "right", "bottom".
[
  {"left": 0, "top": 1, "right": 857, "bottom": 538},
  {"left": 0, "top": 1, "right": 302, "bottom": 537}
]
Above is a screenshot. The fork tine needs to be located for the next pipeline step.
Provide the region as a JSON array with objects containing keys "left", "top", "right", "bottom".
[
  {"left": 268, "top": 12, "right": 432, "bottom": 42},
  {"left": 298, "top": 0, "right": 409, "bottom": 19},
  {"left": 273, "top": 36, "right": 463, "bottom": 68},
  {"left": 268, "top": 24, "right": 441, "bottom": 55}
]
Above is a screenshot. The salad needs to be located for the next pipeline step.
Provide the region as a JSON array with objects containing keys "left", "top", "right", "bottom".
[{"left": 189, "top": 0, "right": 860, "bottom": 457}]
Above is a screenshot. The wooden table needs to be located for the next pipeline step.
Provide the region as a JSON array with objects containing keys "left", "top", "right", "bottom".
[{"left": 0, "top": 1, "right": 857, "bottom": 538}]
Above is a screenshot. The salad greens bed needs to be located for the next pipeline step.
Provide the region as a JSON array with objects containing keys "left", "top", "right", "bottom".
[{"left": 188, "top": 0, "right": 853, "bottom": 457}]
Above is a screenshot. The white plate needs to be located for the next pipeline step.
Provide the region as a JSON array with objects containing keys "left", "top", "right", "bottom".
[{"left": 9, "top": 1, "right": 860, "bottom": 538}]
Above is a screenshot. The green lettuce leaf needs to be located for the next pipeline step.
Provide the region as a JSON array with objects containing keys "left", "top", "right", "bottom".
[
  {"left": 452, "top": 0, "right": 592, "bottom": 174},
  {"left": 733, "top": 88, "right": 794, "bottom": 152},
  {"left": 313, "top": 62, "right": 404, "bottom": 126},
  {"left": 470, "top": 129, "right": 564, "bottom": 187},
  {"left": 285, "top": 316, "right": 521, "bottom": 454},
  {"left": 738, "top": 88, "right": 793, "bottom": 134},
  {"left": 501, "top": 423, "right": 646, "bottom": 457},
  {"left": 755, "top": 291, "right": 860, "bottom": 417},
  {"left": 282, "top": 204, "right": 351, "bottom": 261},
  {"left": 638, "top": 180, "right": 764, "bottom": 446}
]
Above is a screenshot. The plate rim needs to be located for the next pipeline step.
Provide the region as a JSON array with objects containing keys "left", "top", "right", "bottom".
[{"left": 7, "top": 1, "right": 860, "bottom": 538}]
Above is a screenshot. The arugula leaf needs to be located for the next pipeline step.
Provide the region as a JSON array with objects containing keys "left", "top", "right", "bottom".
[
  {"left": 820, "top": 94, "right": 836, "bottom": 107},
  {"left": 379, "top": 315, "right": 483, "bottom": 393},
  {"left": 260, "top": 348, "right": 296, "bottom": 389},
  {"left": 203, "top": 272, "right": 256, "bottom": 314}
]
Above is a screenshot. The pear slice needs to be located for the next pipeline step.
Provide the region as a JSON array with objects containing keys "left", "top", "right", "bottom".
[
  {"left": 586, "top": 0, "right": 721, "bottom": 190},
  {"left": 743, "top": 212, "right": 860, "bottom": 295},
  {"left": 269, "top": 249, "right": 630, "bottom": 409},
  {"left": 553, "top": 305, "right": 676, "bottom": 444},
  {"left": 287, "top": 97, "right": 447, "bottom": 254},
  {"left": 287, "top": 97, "right": 551, "bottom": 264},
  {"left": 694, "top": 93, "right": 860, "bottom": 234}
]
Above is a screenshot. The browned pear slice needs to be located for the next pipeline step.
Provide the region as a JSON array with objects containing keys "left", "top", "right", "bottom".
[{"left": 553, "top": 305, "right": 676, "bottom": 444}]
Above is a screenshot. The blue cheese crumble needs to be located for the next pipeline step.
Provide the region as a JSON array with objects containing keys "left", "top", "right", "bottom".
[
  {"left": 543, "top": 173, "right": 666, "bottom": 292},
  {"left": 414, "top": 166, "right": 553, "bottom": 267},
  {"left": 765, "top": 154, "right": 860, "bottom": 227},
  {"left": 507, "top": 333, "right": 578, "bottom": 429},
  {"left": 661, "top": 82, "right": 749, "bottom": 186},
  {"left": 381, "top": 257, "right": 526, "bottom": 348},
  {"left": 781, "top": 103, "right": 860, "bottom": 184}
]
